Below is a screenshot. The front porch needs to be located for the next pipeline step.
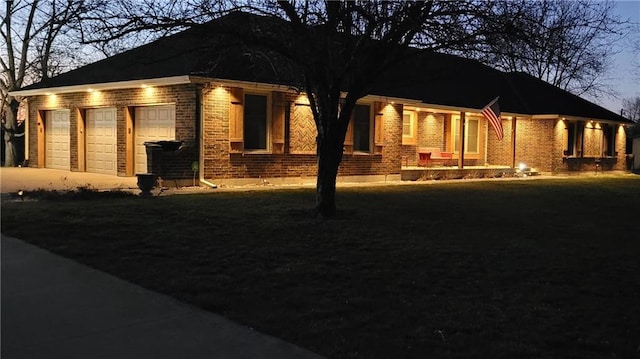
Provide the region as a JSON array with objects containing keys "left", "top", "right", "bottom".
[{"left": 401, "top": 165, "right": 516, "bottom": 181}]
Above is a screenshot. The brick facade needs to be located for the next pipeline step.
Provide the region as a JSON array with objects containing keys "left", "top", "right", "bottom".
[
  {"left": 28, "top": 84, "right": 198, "bottom": 177},
  {"left": 25, "top": 81, "right": 628, "bottom": 182},
  {"left": 201, "top": 87, "right": 401, "bottom": 181}
]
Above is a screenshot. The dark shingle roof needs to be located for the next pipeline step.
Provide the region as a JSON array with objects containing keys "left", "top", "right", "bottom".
[
  {"left": 20, "top": 13, "right": 299, "bottom": 90},
  {"left": 371, "top": 50, "right": 630, "bottom": 122},
  {"left": 18, "top": 12, "right": 631, "bottom": 123}
]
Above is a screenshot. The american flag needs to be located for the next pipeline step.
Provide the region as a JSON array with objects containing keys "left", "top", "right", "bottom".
[{"left": 482, "top": 97, "right": 503, "bottom": 140}]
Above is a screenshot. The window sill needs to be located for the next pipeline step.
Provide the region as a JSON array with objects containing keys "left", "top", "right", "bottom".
[
  {"left": 348, "top": 151, "right": 381, "bottom": 156},
  {"left": 238, "top": 150, "right": 271, "bottom": 155}
]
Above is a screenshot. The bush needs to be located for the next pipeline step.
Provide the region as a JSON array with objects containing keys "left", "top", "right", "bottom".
[{"left": 19, "top": 186, "right": 136, "bottom": 201}]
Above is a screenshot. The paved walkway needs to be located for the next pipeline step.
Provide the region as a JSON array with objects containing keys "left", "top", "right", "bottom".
[{"left": 1, "top": 235, "right": 325, "bottom": 359}]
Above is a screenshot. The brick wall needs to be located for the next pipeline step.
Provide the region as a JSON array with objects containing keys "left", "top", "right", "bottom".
[
  {"left": 553, "top": 119, "right": 627, "bottom": 173},
  {"left": 487, "top": 117, "right": 514, "bottom": 166},
  {"left": 401, "top": 112, "right": 446, "bottom": 166},
  {"left": 202, "top": 87, "right": 402, "bottom": 181},
  {"left": 513, "top": 118, "right": 555, "bottom": 172},
  {"left": 615, "top": 125, "right": 627, "bottom": 170}
]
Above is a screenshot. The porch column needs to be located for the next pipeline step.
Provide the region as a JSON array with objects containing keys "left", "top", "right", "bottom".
[
  {"left": 511, "top": 116, "right": 517, "bottom": 168},
  {"left": 458, "top": 111, "right": 465, "bottom": 169}
]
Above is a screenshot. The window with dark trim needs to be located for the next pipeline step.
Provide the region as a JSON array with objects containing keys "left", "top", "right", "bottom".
[
  {"left": 244, "top": 94, "right": 268, "bottom": 150},
  {"left": 353, "top": 104, "right": 371, "bottom": 152},
  {"left": 602, "top": 124, "right": 616, "bottom": 157},
  {"left": 565, "top": 122, "right": 576, "bottom": 156}
]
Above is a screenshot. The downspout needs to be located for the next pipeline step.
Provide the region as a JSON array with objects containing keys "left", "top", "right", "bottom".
[
  {"left": 197, "top": 85, "right": 217, "bottom": 188},
  {"left": 23, "top": 98, "right": 29, "bottom": 165}
]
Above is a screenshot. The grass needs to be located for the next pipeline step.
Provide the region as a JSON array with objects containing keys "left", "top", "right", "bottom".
[{"left": 2, "top": 175, "right": 640, "bottom": 358}]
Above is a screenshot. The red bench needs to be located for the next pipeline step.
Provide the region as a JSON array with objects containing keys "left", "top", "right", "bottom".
[{"left": 418, "top": 147, "right": 453, "bottom": 166}]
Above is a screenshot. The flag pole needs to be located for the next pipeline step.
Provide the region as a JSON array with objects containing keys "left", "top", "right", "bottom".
[
  {"left": 458, "top": 111, "right": 465, "bottom": 169},
  {"left": 484, "top": 119, "right": 489, "bottom": 165}
]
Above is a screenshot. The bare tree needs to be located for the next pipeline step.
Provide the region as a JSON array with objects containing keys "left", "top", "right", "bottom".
[
  {"left": 83, "top": 0, "right": 489, "bottom": 217},
  {"left": 622, "top": 97, "right": 640, "bottom": 122},
  {"left": 469, "top": 0, "right": 626, "bottom": 99},
  {"left": 76, "top": 0, "right": 210, "bottom": 57},
  {"left": 257, "top": 2, "right": 487, "bottom": 217},
  {"left": 1, "top": 0, "right": 110, "bottom": 166}
]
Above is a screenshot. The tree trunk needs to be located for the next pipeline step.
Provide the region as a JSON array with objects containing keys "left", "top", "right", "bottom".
[
  {"left": 315, "top": 136, "right": 344, "bottom": 218},
  {"left": 2, "top": 99, "right": 18, "bottom": 167}
]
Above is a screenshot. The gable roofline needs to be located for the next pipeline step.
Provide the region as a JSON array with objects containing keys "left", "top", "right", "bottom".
[{"left": 11, "top": 72, "right": 627, "bottom": 125}]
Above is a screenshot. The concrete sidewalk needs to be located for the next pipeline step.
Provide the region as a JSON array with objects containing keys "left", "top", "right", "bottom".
[{"left": 1, "top": 235, "right": 325, "bottom": 359}]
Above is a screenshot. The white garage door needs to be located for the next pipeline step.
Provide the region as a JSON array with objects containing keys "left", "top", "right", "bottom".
[
  {"left": 135, "top": 105, "right": 175, "bottom": 174},
  {"left": 45, "top": 110, "right": 70, "bottom": 170},
  {"left": 86, "top": 108, "right": 117, "bottom": 175}
]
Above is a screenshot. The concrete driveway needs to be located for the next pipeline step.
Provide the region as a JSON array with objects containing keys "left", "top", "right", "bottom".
[{"left": 0, "top": 167, "right": 138, "bottom": 194}]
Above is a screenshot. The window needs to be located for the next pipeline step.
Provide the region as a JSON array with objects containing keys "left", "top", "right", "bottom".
[
  {"left": 244, "top": 94, "right": 268, "bottom": 150},
  {"left": 564, "top": 122, "right": 576, "bottom": 156},
  {"left": 403, "top": 112, "right": 413, "bottom": 137},
  {"left": 564, "top": 121, "right": 588, "bottom": 157},
  {"left": 344, "top": 102, "right": 383, "bottom": 154},
  {"left": 452, "top": 117, "right": 479, "bottom": 153},
  {"left": 402, "top": 111, "right": 416, "bottom": 145},
  {"left": 602, "top": 124, "right": 616, "bottom": 157},
  {"left": 353, "top": 104, "right": 371, "bottom": 152}
]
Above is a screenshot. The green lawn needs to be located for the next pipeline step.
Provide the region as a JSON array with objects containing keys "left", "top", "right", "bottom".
[{"left": 2, "top": 176, "right": 640, "bottom": 358}]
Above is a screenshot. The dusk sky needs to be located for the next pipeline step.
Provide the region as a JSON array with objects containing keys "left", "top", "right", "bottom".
[{"left": 601, "top": 0, "right": 640, "bottom": 114}]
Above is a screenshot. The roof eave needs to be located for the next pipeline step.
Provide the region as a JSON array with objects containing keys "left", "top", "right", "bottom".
[
  {"left": 8, "top": 75, "right": 193, "bottom": 97},
  {"left": 533, "top": 114, "right": 631, "bottom": 124}
]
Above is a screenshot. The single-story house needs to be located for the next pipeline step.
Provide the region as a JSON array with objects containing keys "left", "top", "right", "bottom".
[{"left": 10, "top": 12, "right": 634, "bottom": 186}]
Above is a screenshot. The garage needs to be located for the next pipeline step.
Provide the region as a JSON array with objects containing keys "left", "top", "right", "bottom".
[
  {"left": 134, "top": 105, "right": 175, "bottom": 174},
  {"left": 86, "top": 108, "right": 117, "bottom": 175},
  {"left": 45, "top": 110, "right": 70, "bottom": 170}
]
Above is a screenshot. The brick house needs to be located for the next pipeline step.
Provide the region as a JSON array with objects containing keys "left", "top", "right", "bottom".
[{"left": 10, "top": 14, "right": 633, "bottom": 186}]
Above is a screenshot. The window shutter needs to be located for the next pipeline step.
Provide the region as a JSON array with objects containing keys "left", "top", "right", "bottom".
[
  {"left": 229, "top": 87, "right": 244, "bottom": 153},
  {"left": 344, "top": 116, "right": 354, "bottom": 154},
  {"left": 272, "top": 92, "right": 286, "bottom": 154},
  {"left": 374, "top": 101, "right": 384, "bottom": 154}
]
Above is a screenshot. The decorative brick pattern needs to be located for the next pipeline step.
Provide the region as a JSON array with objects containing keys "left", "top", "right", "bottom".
[{"left": 290, "top": 104, "right": 316, "bottom": 154}]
